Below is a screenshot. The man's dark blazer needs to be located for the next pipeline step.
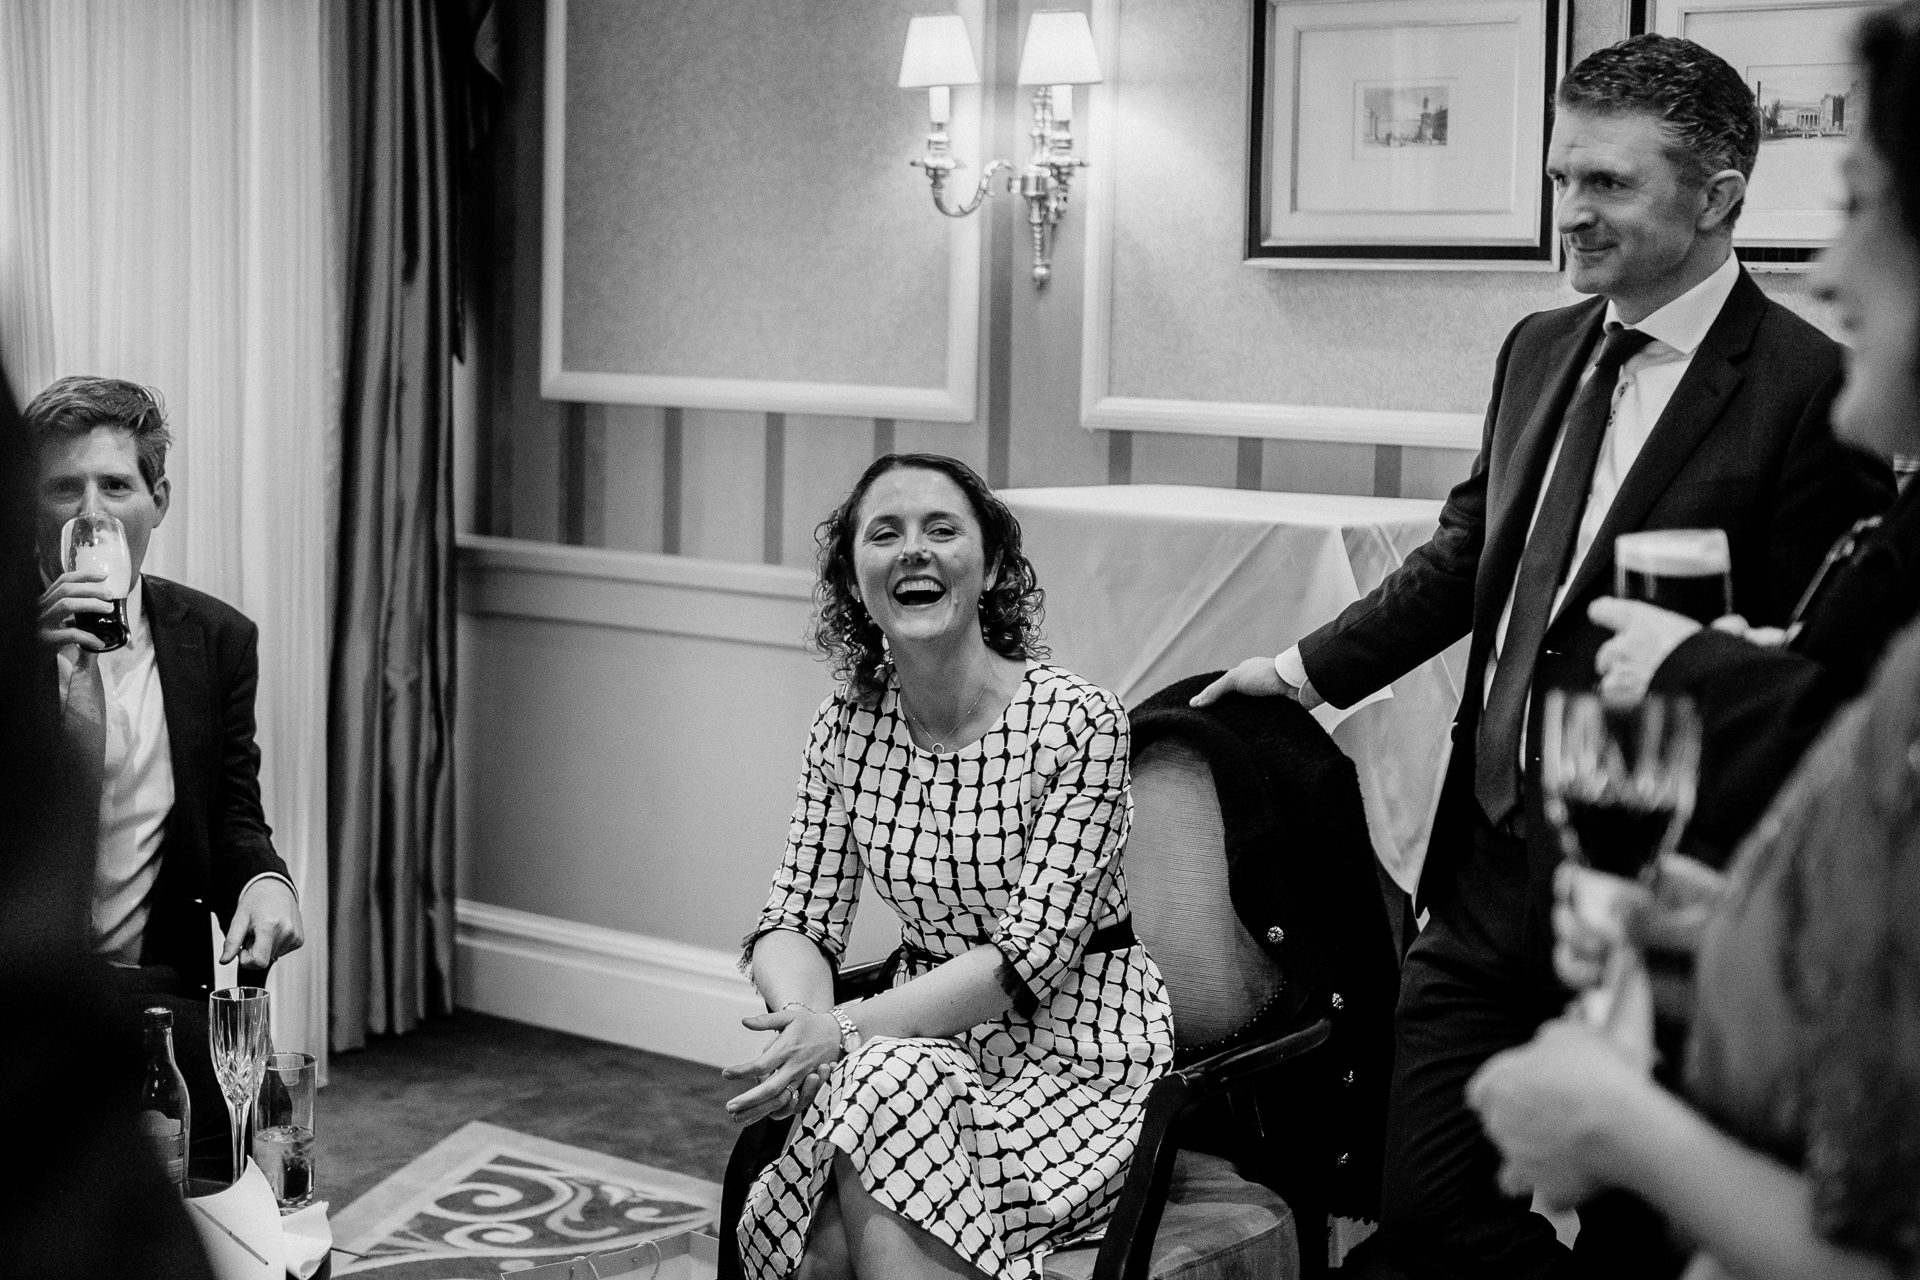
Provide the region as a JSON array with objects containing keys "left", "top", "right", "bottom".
[
  {"left": 1297, "top": 268, "right": 1893, "bottom": 918},
  {"left": 1652, "top": 477, "right": 1920, "bottom": 864},
  {"left": 42, "top": 574, "right": 289, "bottom": 995}
]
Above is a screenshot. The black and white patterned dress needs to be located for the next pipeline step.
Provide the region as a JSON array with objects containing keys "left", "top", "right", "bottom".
[{"left": 739, "top": 663, "right": 1174, "bottom": 1280}]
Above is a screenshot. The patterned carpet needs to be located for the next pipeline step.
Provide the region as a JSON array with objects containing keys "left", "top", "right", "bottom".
[{"left": 329, "top": 1121, "right": 721, "bottom": 1278}]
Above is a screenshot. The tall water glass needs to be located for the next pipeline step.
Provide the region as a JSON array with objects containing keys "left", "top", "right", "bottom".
[
  {"left": 253, "top": 1052, "right": 316, "bottom": 1211},
  {"left": 1613, "top": 528, "right": 1733, "bottom": 624},
  {"left": 60, "top": 512, "right": 133, "bottom": 651},
  {"left": 209, "top": 987, "right": 272, "bottom": 1185}
]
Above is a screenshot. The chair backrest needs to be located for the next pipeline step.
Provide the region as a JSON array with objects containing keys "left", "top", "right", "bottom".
[{"left": 1127, "top": 739, "right": 1285, "bottom": 1049}]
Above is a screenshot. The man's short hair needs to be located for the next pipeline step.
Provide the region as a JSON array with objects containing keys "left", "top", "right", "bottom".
[
  {"left": 1558, "top": 34, "right": 1763, "bottom": 226},
  {"left": 23, "top": 376, "right": 173, "bottom": 492}
]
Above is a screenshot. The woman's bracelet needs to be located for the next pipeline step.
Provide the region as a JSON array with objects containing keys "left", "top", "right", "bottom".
[
  {"left": 780, "top": 999, "right": 822, "bottom": 1017},
  {"left": 831, "top": 1003, "right": 864, "bottom": 1057}
]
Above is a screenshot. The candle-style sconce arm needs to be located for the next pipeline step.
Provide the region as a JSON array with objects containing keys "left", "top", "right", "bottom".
[{"left": 909, "top": 132, "right": 1014, "bottom": 219}]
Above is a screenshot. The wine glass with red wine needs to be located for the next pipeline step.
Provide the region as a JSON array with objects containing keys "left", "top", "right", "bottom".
[
  {"left": 1541, "top": 691, "right": 1701, "bottom": 1046},
  {"left": 1541, "top": 691, "right": 1701, "bottom": 883}
]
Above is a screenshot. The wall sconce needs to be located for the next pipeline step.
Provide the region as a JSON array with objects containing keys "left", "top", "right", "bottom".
[{"left": 899, "top": 10, "right": 1103, "bottom": 287}]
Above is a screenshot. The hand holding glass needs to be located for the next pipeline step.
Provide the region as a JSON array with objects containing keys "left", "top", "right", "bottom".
[
  {"left": 209, "top": 987, "right": 272, "bottom": 1185},
  {"left": 60, "top": 512, "right": 133, "bottom": 651}
]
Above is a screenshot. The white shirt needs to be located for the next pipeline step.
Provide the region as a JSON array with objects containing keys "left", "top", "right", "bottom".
[
  {"left": 58, "top": 576, "right": 293, "bottom": 965},
  {"left": 1277, "top": 253, "right": 1742, "bottom": 724}
]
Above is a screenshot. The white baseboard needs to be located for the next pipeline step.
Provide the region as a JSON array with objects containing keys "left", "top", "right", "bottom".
[{"left": 455, "top": 899, "right": 765, "bottom": 1068}]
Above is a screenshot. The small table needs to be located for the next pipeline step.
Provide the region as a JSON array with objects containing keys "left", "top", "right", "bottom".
[{"left": 1001, "top": 485, "right": 1468, "bottom": 895}]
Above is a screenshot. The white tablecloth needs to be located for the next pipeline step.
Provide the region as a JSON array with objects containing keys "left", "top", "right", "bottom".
[{"left": 1001, "top": 485, "right": 1468, "bottom": 894}]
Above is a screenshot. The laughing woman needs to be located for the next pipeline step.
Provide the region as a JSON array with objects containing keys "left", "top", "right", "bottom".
[{"left": 724, "top": 454, "right": 1173, "bottom": 1280}]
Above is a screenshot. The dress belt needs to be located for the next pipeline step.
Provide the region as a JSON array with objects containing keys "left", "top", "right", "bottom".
[{"left": 897, "top": 917, "right": 1137, "bottom": 971}]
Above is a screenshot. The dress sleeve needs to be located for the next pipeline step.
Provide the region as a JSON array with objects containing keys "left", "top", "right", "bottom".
[
  {"left": 741, "top": 696, "right": 863, "bottom": 971},
  {"left": 991, "top": 687, "right": 1131, "bottom": 1014}
]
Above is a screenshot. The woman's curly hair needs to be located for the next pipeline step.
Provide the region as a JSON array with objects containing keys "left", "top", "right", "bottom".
[{"left": 811, "top": 453, "right": 1046, "bottom": 704}]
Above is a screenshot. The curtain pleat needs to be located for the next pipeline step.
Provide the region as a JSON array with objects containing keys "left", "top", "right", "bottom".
[{"left": 328, "top": 0, "right": 458, "bottom": 1049}]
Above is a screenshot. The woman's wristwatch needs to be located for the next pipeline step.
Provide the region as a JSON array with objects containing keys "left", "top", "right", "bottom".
[{"left": 831, "top": 1003, "right": 864, "bottom": 1057}]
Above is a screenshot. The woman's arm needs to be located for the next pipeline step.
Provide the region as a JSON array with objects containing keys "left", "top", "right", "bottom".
[
  {"left": 725, "top": 931, "right": 1014, "bottom": 1125},
  {"left": 1470, "top": 1022, "right": 1907, "bottom": 1280},
  {"left": 1607, "top": 1082, "right": 1902, "bottom": 1280}
]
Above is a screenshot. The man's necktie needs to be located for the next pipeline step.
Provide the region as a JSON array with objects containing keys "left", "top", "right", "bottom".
[
  {"left": 1475, "top": 325, "right": 1654, "bottom": 829},
  {"left": 64, "top": 648, "right": 109, "bottom": 799}
]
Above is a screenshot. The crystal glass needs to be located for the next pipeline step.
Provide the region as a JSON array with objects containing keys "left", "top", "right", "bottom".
[
  {"left": 59, "top": 512, "right": 133, "bottom": 651},
  {"left": 209, "top": 987, "right": 272, "bottom": 1185},
  {"left": 1540, "top": 692, "right": 1701, "bottom": 882},
  {"left": 252, "top": 1052, "right": 316, "bottom": 1211},
  {"left": 1540, "top": 692, "right": 1701, "bottom": 1045}
]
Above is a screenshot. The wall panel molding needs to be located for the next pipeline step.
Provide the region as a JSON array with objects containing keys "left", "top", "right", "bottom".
[
  {"left": 458, "top": 533, "right": 814, "bottom": 649},
  {"left": 540, "top": 0, "right": 986, "bottom": 422},
  {"left": 1076, "top": 0, "right": 1484, "bottom": 452},
  {"left": 455, "top": 898, "right": 764, "bottom": 1067}
]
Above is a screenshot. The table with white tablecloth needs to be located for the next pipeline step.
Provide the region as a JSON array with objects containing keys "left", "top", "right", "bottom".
[{"left": 1001, "top": 485, "right": 1469, "bottom": 896}]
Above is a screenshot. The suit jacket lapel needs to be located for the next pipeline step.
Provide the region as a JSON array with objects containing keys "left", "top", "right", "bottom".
[
  {"left": 1474, "top": 303, "right": 1607, "bottom": 645},
  {"left": 145, "top": 576, "right": 210, "bottom": 785},
  {"left": 1557, "top": 270, "right": 1763, "bottom": 614}
]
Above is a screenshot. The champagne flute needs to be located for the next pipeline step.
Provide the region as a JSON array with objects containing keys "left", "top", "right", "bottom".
[
  {"left": 59, "top": 512, "right": 133, "bottom": 651},
  {"left": 1540, "top": 692, "right": 1701, "bottom": 1045},
  {"left": 209, "top": 987, "right": 272, "bottom": 1185}
]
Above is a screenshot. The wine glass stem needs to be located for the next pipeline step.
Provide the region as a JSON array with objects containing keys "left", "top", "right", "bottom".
[{"left": 227, "top": 1096, "right": 249, "bottom": 1185}]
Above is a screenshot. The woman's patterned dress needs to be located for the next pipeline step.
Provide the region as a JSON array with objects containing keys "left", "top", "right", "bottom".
[{"left": 738, "top": 663, "right": 1174, "bottom": 1280}]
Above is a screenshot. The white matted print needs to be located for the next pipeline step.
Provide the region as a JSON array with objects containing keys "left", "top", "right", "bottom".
[
  {"left": 1648, "top": 0, "right": 1876, "bottom": 256},
  {"left": 1251, "top": 0, "right": 1564, "bottom": 267}
]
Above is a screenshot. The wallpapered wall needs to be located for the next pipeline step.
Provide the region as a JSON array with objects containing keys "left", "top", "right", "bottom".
[{"left": 465, "top": 0, "right": 1836, "bottom": 565}]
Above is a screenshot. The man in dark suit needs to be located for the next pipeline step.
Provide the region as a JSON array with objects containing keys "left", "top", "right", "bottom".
[
  {"left": 30, "top": 376, "right": 304, "bottom": 1177},
  {"left": 1195, "top": 36, "right": 1894, "bottom": 1278}
]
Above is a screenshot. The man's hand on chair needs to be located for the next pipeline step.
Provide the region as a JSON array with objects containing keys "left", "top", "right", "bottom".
[
  {"left": 1190, "top": 656, "right": 1324, "bottom": 709},
  {"left": 222, "top": 878, "right": 305, "bottom": 968}
]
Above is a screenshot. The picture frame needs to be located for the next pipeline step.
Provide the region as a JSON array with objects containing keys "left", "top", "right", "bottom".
[
  {"left": 1637, "top": 0, "right": 1877, "bottom": 267},
  {"left": 1247, "top": 0, "right": 1567, "bottom": 270}
]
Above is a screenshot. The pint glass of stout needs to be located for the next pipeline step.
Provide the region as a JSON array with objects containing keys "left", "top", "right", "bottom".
[
  {"left": 60, "top": 512, "right": 133, "bottom": 652},
  {"left": 1613, "top": 528, "right": 1733, "bottom": 625}
]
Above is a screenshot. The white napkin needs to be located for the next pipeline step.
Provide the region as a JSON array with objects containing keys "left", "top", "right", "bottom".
[
  {"left": 188, "top": 1160, "right": 284, "bottom": 1280},
  {"left": 280, "top": 1201, "right": 332, "bottom": 1280},
  {"left": 1566, "top": 867, "right": 1656, "bottom": 1071}
]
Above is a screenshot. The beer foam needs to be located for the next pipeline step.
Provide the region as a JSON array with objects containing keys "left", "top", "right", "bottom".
[{"left": 1614, "top": 528, "right": 1729, "bottom": 578}]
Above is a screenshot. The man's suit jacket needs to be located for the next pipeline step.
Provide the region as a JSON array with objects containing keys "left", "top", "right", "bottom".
[
  {"left": 43, "top": 574, "right": 291, "bottom": 995},
  {"left": 1652, "top": 478, "right": 1920, "bottom": 864},
  {"left": 1298, "top": 268, "right": 1893, "bottom": 916}
]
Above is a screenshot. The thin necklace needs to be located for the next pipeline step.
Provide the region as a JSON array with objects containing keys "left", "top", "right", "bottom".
[{"left": 901, "top": 675, "right": 991, "bottom": 753}]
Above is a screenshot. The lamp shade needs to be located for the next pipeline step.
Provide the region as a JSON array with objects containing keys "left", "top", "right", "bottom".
[
  {"left": 899, "top": 14, "right": 981, "bottom": 88},
  {"left": 1015, "top": 10, "right": 1101, "bottom": 85}
]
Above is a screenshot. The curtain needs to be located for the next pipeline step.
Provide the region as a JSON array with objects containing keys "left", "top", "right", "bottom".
[
  {"left": 328, "top": 0, "right": 462, "bottom": 1049},
  {"left": 0, "top": 0, "right": 335, "bottom": 1073}
]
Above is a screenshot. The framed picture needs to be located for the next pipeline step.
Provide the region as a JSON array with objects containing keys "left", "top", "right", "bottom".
[
  {"left": 1248, "top": 0, "right": 1567, "bottom": 269},
  {"left": 1639, "top": 0, "right": 1877, "bottom": 266}
]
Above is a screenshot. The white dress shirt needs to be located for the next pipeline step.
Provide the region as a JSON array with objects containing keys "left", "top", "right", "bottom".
[
  {"left": 58, "top": 576, "right": 294, "bottom": 965},
  {"left": 1277, "top": 252, "right": 1742, "bottom": 728}
]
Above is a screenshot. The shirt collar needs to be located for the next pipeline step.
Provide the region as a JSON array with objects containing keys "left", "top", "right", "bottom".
[{"left": 1604, "top": 252, "right": 1741, "bottom": 356}]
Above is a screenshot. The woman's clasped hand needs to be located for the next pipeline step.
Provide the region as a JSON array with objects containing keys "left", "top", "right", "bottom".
[{"left": 720, "top": 999, "right": 842, "bottom": 1127}]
